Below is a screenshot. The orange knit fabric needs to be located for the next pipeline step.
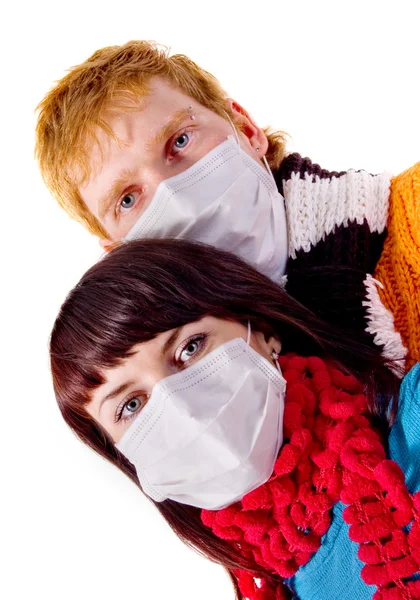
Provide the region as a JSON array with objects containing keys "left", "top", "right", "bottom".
[{"left": 374, "top": 162, "right": 420, "bottom": 370}]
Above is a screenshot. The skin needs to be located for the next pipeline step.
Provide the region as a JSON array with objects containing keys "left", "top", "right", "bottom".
[
  {"left": 87, "top": 316, "right": 281, "bottom": 443},
  {"left": 79, "top": 76, "right": 269, "bottom": 247}
]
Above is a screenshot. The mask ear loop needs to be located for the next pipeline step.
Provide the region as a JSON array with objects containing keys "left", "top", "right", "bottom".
[
  {"left": 246, "top": 320, "right": 252, "bottom": 345},
  {"left": 263, "top": 155, "right": 277, "bottom": 186},
  {"left": 263, "top": 155, "right": 273, "bottom": 174},
  {"left": 224, "top": 110, "right": 240, "bottom": 144}
]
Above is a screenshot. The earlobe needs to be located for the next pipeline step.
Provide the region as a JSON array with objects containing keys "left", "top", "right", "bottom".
[
  {"left": 99, "top": 238, "right": 118, "bottom": 253},
  {"left": 255, "top": 331, "right": 282, "bottom": 358},
  {"left": 268, "top": 336, "right": 282, "bottom": 356}
]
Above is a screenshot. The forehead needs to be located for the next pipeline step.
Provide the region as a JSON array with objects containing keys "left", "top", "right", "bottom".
[
  {"left": 99, "top": 337, "right": 160, "bottom": 381},
  {"left": 86, "top": 77, "right": 196, "bottom": 174}
]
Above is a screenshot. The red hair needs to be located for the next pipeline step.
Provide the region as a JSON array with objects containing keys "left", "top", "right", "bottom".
[{"left": 35, "top": 41, "right": 288, "bottom": 237}]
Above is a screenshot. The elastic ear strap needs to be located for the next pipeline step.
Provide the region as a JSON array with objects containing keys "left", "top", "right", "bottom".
[
  {"left": 223, "top": 110, "right": 240, "bottom": 144},
  {"left": 263, "top": 154, "right": 277, "bottom": 185},
  {"left": 247, "top": 321, "right": 252, "bottom": 345},
  {"left": 272, "top": 350, "right": 282, "bottom": 373}
]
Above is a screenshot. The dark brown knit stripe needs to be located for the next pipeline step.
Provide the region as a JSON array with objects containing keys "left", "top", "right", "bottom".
[
  {"left": 272, "top": 154, "right": 389, "bottom": 358},
  {"left": 274, "top": 153, "right": 375, "bottom": 196},
  {"left": 286, "top": 220, "right": 387, "bottom": 274},
  {"left": 285, "top": 265, "right": 377, "bottom": 350},
  {"left": 283, "top": 221, "right": 387, "bottom": 354}
]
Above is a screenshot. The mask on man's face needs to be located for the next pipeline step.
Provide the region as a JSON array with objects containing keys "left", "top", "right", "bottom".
[{"left": 124, "top": 134, "right": 288, "bottom": 282}]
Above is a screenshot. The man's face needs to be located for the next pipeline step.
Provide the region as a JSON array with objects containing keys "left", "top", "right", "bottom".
[{"left": 79, "top": 77, "right": 267, "bottom": 242}]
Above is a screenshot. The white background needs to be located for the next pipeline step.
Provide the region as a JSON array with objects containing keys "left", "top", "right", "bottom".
[{"left": 1, "top": 1, "right": 418, "bottom": 599}]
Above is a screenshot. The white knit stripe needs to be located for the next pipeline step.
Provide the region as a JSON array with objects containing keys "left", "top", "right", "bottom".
[
  {"left": 283, "top": 170, "right": 392, "bottom": 259},
  {"left": 363, "top": 274, "right": 407, "bottom": 375}
]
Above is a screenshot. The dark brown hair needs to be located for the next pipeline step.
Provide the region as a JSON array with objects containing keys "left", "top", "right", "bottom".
[{"left": 50, "top": 239, "right": 399, "bottom": 598}]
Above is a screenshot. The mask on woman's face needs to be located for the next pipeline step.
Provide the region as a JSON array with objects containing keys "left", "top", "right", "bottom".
[
  {"left": 124, "top": 133, "right": 289, "bottom": 283},
  {"left": 116, "top": 326, "right": 286, "bottom": 510}
]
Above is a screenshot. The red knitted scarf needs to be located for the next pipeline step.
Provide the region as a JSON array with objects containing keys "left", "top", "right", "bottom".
[{"left": 201, "top": 355, "right": 420, "bottom": 600}]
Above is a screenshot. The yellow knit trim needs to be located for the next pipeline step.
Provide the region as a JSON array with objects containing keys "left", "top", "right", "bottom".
[{"left": 374, "top": 161, "right": 420, "bottom": 370}]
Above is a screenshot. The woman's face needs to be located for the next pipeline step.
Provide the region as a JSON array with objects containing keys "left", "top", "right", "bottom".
[{"left": 86, "top": 316, "right": 281, "bottom": 443}]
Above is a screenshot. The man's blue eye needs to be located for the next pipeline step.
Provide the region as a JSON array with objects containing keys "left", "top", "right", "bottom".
[
  {"left": 121, "top": 193, "right": 136, "bottom": 210},
  {"left": 174, "top": 133, "right": 190, "bottom": 150}
]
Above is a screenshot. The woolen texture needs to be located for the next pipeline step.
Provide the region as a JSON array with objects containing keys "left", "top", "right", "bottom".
[
  {"left": 201, "top": 358, "right": 420, "bottom": 600},
  {"left": 374, "top": 162, "right": 420, "bottom": 369},
  {"left": 274, "top": 154, "right": 420, "bottom": 371}
]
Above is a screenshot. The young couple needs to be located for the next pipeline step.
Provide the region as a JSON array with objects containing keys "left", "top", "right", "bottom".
[{"left": 37, "top": 41, "right": 420, "bottom": 599}]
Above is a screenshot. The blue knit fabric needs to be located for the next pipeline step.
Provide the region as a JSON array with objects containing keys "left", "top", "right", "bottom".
[{"left": 284, "top": 364, "right": 420, "bottom": 600}]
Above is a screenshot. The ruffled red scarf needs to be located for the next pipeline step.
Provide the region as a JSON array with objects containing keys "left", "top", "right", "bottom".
[{"left": 201, "top": 355, "right": 420, "bottom": 600}]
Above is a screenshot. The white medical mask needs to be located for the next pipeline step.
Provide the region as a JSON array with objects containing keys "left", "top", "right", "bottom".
[
  {"left": 124, "top": 135, "right": 288, "bottom": 282},
  {"left": 116, "top": 334, "right": 286, "bottom": 510}
]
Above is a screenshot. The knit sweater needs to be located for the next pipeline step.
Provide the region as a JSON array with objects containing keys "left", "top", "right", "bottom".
[
  {"left": 202, "top": 357, "right": 420, "bottom": 600},
  {"left": 274, "top": 156, "right": 420, "bottom": 371},
  {"left": 284, "top": 363, "right": 420, "bottom": 600},
  {"left": 374, "top": 162, "right": 420, "bottom": 370}
]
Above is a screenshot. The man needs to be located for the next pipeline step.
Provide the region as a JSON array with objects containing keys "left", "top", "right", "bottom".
[{"left": 35, "top": 40, "right": 419, "bottom": 369}]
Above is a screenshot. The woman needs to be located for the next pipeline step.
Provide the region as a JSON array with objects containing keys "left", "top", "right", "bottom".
[{"left": 50, "top": 239, "right": 420, "bottom": 600}]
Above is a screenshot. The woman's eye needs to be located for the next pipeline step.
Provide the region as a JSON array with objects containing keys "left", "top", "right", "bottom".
[
  {"left": 172, "top": 132, "right": 191, "bottom": 153},
  {"left": 178, "top": 335, "right": 207, "bottom": 364},
  {"left": 120, "top": 397, "right": 143, "bottom": 419}
]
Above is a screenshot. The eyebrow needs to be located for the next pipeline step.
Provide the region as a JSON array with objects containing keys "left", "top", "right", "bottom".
[
  {"left": 97, "top": 326, "right": 184, "bottom": 413},
  {"left": 146, "top": 107, "right": 191, "bottom": 151},
  {"left": 98, "top": 168, "right": 137, "bottom": 222},
  {"left": 98, "top": 380, "right": 136, "bottom": 414},
  {"left": 98, "top": 108, "right": 191, "bottom": 222},
  {"left": 161, "top": 326, "right": 184, "bottom": 358}
]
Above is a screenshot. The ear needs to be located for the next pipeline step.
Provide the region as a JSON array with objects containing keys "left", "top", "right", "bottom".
[
  {"left": 99, "top": 238, "right": 119, "bottom": 253},
  {"left": 267, "top": 335, "right": 282, "bottom": 356},
  {"left": 224, "top": 98, "right": 268, "bottom": 156},
  {"left": 251, "top": 330, "right": 282, "bottom": 359}
]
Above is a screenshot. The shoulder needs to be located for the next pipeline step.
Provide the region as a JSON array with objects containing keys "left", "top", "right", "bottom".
[
  {"left": 275, "top": 152, "right": 347, "bottom": 186},
  {"left": 391, "top": 160, "right": 420, "bottom": 189},
  {"left": 388, "top": 161, "right": 420, "bottom": 233},
  {"left": 392, "top": 363, "right": 420, "bottom": 432},
  {"left": 388, "top": 364, "right": 420, "bottom": 493},
  {"left": 399, "top": 363, "right": 420, "bottom": 410}
]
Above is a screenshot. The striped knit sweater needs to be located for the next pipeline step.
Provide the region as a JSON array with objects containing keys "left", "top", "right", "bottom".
[{"left": 273, "top": 154, "right": 420, "bottom": 372}]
